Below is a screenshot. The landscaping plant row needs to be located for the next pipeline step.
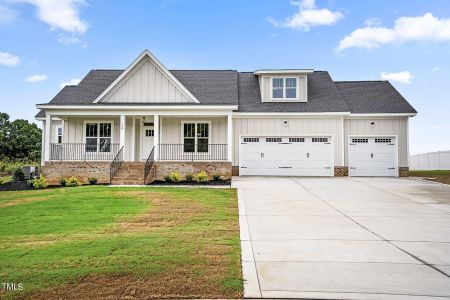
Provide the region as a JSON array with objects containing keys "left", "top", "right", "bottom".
[{"left": 151, "top": 170, "right": 230, "bottom": 185}]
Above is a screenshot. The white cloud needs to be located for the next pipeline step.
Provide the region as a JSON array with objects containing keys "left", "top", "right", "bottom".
[
  {"left": 59, "top": 78, "right": 81, "bottom": 88},
  {"left": 58, "top": 34, "right": 81, "bottom": 45},
  {"left": 337, "top": 13, "right": 450, "bottom": 51},
  {"left": 431, "top": 66, "right": 440, "bottom": 72},
  {"left": 0, "top": 4, "right": 18, "bottom": 24},
  {"left": 364, "top": 17, "right": 382, "bottom": 27},
  {"left": 0, "top": 52, "right": 20, "bottom": 66},
  {"left": 17, "top": 0, "right": 88, "bottom": 34},
  {"left": 380, "top": 71, "right": 413, "bottom": 84},
  {"left": 269, "top": 0, "right": 343, "bottom": 31},
  {"left": 25, "top": 74, "right": 48, "bottom": 83}
]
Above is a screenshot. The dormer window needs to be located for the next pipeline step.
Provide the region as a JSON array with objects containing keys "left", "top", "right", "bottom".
[{"left": 271, "top": 77, "right": 298, "bottom": 100}]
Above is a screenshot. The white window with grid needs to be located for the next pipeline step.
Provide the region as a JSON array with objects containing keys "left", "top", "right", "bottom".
[{"left": 271, "top": 77, "right": 299, "bottom": 100}]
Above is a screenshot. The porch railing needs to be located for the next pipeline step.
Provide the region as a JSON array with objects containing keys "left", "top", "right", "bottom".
[
  {"left": 49, "top": 143, "right": 120, "bottom": 161},
  {"left": 144, "top": 146, "right": 155, "bottom": 184},
  {"left": 109, "top": 146, "right": 124, "bottom": 184},
  {"left": 158, "top": 144, "right": 227, "bottom": 161}
]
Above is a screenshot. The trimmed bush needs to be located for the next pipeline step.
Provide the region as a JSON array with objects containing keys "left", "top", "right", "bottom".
[
  {"left": 27, "top": 179, "right": 35, "bottom": 187},
  {"left": 59, "top": 178, "right": 67, "bottom": 187},
  {"left": 168, "top": 171, "right": 182, "bottom": 183},
  {"left": 0, "top": 179, "right": 3, "bottom": 186},
  {"left": 163, "top": 175, "right": 171, "bottom": 182},
  {"left": 88, "top": 177, "right": 98, "bottom": 185},
  {"left": 194, "top": 170, "right": 209, "bottom": 183},
  {"left": 212, "top": 174, "right": 221, "bottom": 181},
  {"left": 184, "top": 174, "right": 194, "bottom": 182},
  {"left": 12, "top": 168, "right": 25, "bottom": 181},
  {"left": 66, "top": 176, "right": 81, "bottom": 187},
  {"left": 33, "top": 177, "right": 48, "bottom": 189}
]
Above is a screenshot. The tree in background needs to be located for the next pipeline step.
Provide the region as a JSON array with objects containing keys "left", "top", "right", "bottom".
[{"left": 0, "top": 113, "right": 42, "bottom": 162}]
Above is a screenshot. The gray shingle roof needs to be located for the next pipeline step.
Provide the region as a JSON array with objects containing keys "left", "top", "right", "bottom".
[
  {"left": 237, "top": 71, "right": 350, "bottom": 112},
  {"left": 36, "top": 68, "right": 417, "bottom": 118},
  {"left": 335, "top": 81, "right": 417, "bottom": 114}
]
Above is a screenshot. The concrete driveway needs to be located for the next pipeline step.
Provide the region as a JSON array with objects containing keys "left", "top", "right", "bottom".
[{"left": 232, "top": 177, "right": 450, "bottom": 299}]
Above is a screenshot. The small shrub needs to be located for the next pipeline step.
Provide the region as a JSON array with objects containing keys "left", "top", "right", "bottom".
[
  {"left": 168, "top": 171, "right": 182, "bottom": 183},
  {"left": 0, "top": 179, "right": 3, "bottom": 186},
  {"left": 185, "top": 174, "right": 194, "bottom": 182},
  {"left": 27, "top": 179, "right": 35, "bottom": 187},
  {"left": 66, "top": 176, "right": 80, "bottom": 187},
  {"left": 212, "top": 174, "right": 221, "bottom": 181},
  {"left": 194, "top": 170, "right": 209, "bottom": 183},
  {"left": 88, "top": 177, "right": 98, "bottom": 185},
  {"left": 12, "top": 168, "right": 25, "bottom": 181},
  {"left": 33, "top": 177, "right": 48, "bottom": 189},
  {"left": 163, "top": 175, "right": 171, "bottom": 182},
  {"left": 59, "top": 178, "right": 67, "bottom": 186}
]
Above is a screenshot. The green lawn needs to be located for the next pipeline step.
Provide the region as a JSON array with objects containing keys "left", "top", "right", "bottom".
[
  {"left": 410, "top": 170, "right": 450, "bottom": 185},
  {"left": 0, "top": 186, "right": 242, "bottom": 299}
]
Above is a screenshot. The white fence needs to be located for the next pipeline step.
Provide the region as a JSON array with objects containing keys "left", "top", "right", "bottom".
[{"left": 410, "top": 151, "right": 450, "bottom": 170}]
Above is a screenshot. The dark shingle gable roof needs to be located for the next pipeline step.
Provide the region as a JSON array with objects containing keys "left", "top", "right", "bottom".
[
  {"left": 335, "top": 81, "right": 417, "bottom": 114},
  {"left": 36, "top": 68, "right": 417, "bottom": 118},
  {"left": 43, "top": 69, "right": 238, "bottom": 106},
  {"left": 237, "top": 71, "right": 350, "bottom": 112}
]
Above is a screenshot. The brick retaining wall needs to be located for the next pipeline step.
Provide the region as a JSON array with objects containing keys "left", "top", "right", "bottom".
[{"left": 42, "top": 162, "right": 111, "bottom": 184}]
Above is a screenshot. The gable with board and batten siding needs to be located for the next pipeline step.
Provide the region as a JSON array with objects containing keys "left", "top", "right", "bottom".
[{"left": 95, "top": 49, "right": 199, "bottom": 104}]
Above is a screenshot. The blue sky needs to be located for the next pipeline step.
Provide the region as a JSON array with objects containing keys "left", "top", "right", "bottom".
[{"left": 0, "top": 0, "right": 449, "bottom": 154}]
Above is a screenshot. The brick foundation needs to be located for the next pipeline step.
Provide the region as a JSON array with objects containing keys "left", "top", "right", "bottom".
[
  {"left": 399, "top": 167, "right": 409, "bottom": 177},
  {"left": 154, "top": 162, "right": 232, "bottom": 181},
  {"left": 232, "top": 166, "right": 239, "bottom": 176},
  {"left": 334, "top": 166, "right": 348, "bottom": 176},
  {"left": 42, "top": 162, "right": 111, "bottom": 184}
]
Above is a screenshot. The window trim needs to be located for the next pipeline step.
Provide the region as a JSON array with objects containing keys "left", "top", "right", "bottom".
[
  {"left": 56, "top": 126, "right": 63, "bottom": 144},
  {"left": 82, "top": 120, "right": 114, "bottom": 153},
  {"left": 269, "top": 76, "right": 300, "bottom": 101},
  {"left": 180, "top": 120, "right": 212, "bottom": 154}
]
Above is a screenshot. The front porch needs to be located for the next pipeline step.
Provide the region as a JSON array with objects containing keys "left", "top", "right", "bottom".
[{"left": 41, "top": 112, "right": 233, "bottom": 184}]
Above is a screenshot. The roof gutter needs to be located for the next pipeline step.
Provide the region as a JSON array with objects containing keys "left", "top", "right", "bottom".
[
  {"left": 254, "top": 69, "right": 314, "bottom": 75},
  {"left": 36, "top": 104, "right": 238, "bottom": 110},
  {"left": 347, "top": 113, "right": 417, "bottom": 117}
]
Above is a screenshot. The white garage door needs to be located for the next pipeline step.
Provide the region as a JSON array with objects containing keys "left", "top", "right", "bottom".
[
  {"left": 239, "top": 136, "right": 333, "bottom": 176},
  {"left": 348, "top": 137, "right": 397, "bottom": 177}
]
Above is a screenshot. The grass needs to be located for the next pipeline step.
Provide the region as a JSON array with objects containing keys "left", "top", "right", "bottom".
[
  {"left": 410, "top": 170, "right": 450, "bottom": 185},
  {"left": 0, "top": 186, "right": 242, "bottom": 299}
]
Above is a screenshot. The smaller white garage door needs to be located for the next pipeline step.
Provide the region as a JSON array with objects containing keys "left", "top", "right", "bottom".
[
  {"left": 239, "top": 136, "right": 333, "bottom": 176},
  {"left": 348, "top": 137, "right": 397, "bottom": 177}
]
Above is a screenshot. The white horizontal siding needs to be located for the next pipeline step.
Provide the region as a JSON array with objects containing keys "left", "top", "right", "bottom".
[
  {"left": 344, "top": 117, "right": 408, "bottom": 167},
  {"left": 233, "top": 117, "right": 343, "bottom": 166}
]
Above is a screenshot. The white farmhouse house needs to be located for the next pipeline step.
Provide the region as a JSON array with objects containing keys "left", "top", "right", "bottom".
[{"left": 36, "top": 50, "right": 417, "bottom": 184}]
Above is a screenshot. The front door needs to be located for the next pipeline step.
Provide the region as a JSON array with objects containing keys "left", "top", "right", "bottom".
[{"left": 142, "top": 123, "right": 154, "bottom": 159}]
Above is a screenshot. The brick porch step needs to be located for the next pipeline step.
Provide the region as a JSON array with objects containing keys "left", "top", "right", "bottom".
[{"left": 110, "top": 162, "right": 147, "bottom": 185}]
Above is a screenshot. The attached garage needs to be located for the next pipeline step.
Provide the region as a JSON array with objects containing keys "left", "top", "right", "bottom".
[
  {"left": 239, "top": 136, "right": 333, "bottom": 176},
  {"left": 348, "top": 136, "right": 398, "bottom": 177}
]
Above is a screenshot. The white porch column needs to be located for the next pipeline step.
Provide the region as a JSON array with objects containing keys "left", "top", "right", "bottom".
[
  {"left": 131, "top": 116, "right": 136, "bottom": 161},
  {"left": 119, "top": 115, "right": 126, "bottom": 154},
  {"left": 227, "top": 113, "right": 233, "bottom": 162},
  {"left": 154, "top": 114, "right": 159, "bottom": 161},
  {"left": 41, "top": 120, "right": 46, "bottom": 166},
  {"left": 44, "top": 113, "right": 52, "bottom": 162}
]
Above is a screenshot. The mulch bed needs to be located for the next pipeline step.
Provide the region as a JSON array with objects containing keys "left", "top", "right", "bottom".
[
  {"left": 0, "top": 181, "right": 34, "bottom": 192},
  {"left": 149, "top": 180, "right": 231, "bottom": 186}
]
